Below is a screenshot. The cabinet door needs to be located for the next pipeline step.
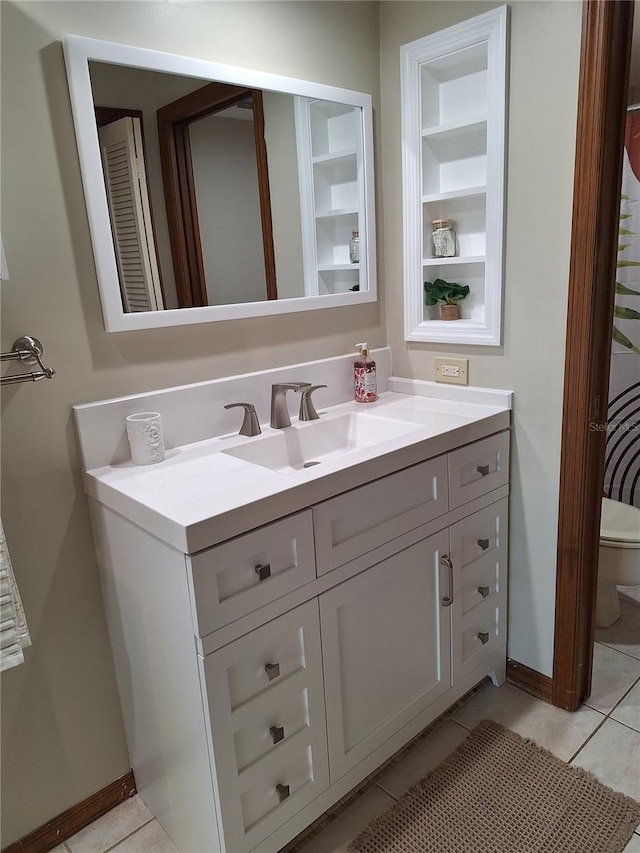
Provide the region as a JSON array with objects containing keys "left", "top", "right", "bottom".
[
  {"left": 201, "top": 600, "right": 329, "bottom": 853},
  {"left": 449, "top": 499, "right": 508, "bottom": 682},
  {"left": 320, "top": 530, "right": 451, "bottom": 782}
]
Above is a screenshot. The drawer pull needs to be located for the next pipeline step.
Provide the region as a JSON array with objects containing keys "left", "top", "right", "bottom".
[
  {"left": 255, "top": 563, "right": 272, "bottom": 581},
  {"left": 476, "top": 464, "right": 490, "bottom": 477},
  {"left": 264, "top": 662, "right": 280, "bottom": 681},
  {"left": 478, "top": 631, "right": 490, "bottom": 645},
  {"left": 270, "top": 725, "right": 285, "bottom": 744},
  {"left": 478, "top": 585, "right": 490, "bottom": 599},
  {"left": 440, "top": 554, "right": 454, "bottom": 607},
  {"left": 477, "top": 538, "right": 490, "bottom": 551},
  {"left": 275, "top": 783, "right": 290, "bottom": 802}
]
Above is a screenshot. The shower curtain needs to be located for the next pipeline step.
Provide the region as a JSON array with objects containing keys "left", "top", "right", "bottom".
[{"left": 605, "top": 108, "right": 640, "bottom": 508}]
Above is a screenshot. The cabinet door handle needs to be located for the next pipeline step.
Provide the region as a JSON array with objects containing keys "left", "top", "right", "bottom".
[
  {"left": 264, "top": 662, "right": 280, "bottom": 681},
  {"left": 477, "top": 538, "right": 490, "bottom": 551},
  {"left": 478, "top": 585, "right": 490, "bottom": 599},
  {"left": 255, "top": 563, "right": 271, "bottom": 581},
  {"left": 440, "top": 554, "right": 454, "bottom": 606},
  {"left": 275, "top": 783, "right": 290, "bottom": 802},
  {"left": 476, "top": 464, "right": 490, "bottom": 477},
  {"left": 270, "top": 725, "right": 285, "bottom": 744},
  {"left": 478, "top": 631, "right": 490, "bottom": 645}
]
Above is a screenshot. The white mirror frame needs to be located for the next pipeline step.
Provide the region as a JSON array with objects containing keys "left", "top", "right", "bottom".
[{"left": 63, "top": 35, "right": 377, "bottom": 332}]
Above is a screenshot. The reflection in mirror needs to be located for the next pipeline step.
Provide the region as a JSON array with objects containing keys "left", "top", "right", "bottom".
[{"left": 63, "top": 35, "right": 376, "bottom": 331}]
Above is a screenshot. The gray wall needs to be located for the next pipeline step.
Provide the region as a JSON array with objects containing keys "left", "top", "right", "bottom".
[
  {"left": 0, "top": 1, "right": 381, "bottom": 844},
  {"left": 1, "top": 0, "right": 583, "bottom": 845},
  {"left": 379, "top": 0, "right": 581, "bottom": 677}
]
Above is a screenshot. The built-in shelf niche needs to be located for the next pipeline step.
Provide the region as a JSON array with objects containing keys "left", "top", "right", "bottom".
[
  {"left": 296, "top": 98, "right": 367, "bottom": 296},
  {"left": 402, "top": 6, "right": 508, "bottom": 346}
]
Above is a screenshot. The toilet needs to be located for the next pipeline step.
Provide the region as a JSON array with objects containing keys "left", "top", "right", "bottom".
[{"left": 596, "top": 497, "right": 640, "bottom": 628}]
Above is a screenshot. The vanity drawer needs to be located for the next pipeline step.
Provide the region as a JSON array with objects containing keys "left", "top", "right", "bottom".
[
  {"left": 201, "top": 601, "right": 329, "bottom": 852},
  {"left": 454, "top": 599, "right": 505, "bottom": 682},
  {"left": 237, "top": 739, "right": 326, "bottom": 851},
  {"left": 231, "top": 680, "right": 313, "bottom": 774},
  {"left": 203, "top": 599, "right": 325, "bottom": 715},
  {"left": 448, "top": 431, "right": 510, "bottom": 509},
  {"left": 450, "top": 499, "right": 508, "bottom": 683},
  {"left": 450, "top": 498, "right": 508, "bottom": 618},
  {"left": 313, "top": 455, "right": 448, "bottom": 575},
  {"left": 187, "top": 510, "right": 315, "bottom": 635}
]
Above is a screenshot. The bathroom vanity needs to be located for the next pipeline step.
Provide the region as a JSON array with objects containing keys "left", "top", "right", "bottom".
[{"left": 75, "top": 351, "right": 511, "bottom": 853}]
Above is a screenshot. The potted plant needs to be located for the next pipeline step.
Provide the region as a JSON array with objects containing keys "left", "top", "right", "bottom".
[{"left": 424, "top": 278, "right": 470, "bottom": 320}]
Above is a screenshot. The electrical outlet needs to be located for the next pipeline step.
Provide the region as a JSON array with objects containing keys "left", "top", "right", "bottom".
[{"left": 434, "top": 357, "right": 469, "bottom": 385}]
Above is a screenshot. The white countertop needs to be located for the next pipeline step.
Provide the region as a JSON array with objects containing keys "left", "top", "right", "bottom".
[{"left": 84, "top": 391, "right": 511, "bottom": 554}]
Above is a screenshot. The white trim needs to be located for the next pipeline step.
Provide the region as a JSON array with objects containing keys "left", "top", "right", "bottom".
[{"left": 401, "top": 7, "right": 508, "bottom": 347}]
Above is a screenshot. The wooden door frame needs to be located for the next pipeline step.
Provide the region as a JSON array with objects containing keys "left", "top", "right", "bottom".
[
  {"left": 552, "top": 0, "right": 634, "bottom": 711},
  {"left": 157, "top": 83, "right": 277, "bottom": 307}
]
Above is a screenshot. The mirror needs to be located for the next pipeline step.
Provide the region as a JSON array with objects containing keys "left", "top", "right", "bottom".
[{"left": 63, "top": 35, "right": 376, "bottom": 332}]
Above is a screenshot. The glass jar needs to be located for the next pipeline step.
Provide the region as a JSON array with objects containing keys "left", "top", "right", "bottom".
[
  {"left": 431, "top": 219, "right": 456, "bottom": 258},
  {"left": 349, "top": 230, "right": 360, "bottom": 264}
]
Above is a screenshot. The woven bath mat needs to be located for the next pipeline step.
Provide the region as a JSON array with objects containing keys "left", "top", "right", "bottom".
[{"left": 348, "top": 720, "right": 640, "bottom": 853}]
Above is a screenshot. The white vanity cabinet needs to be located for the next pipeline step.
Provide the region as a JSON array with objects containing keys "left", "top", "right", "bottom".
[{"left": 90, "top": 428, "right": 510, "bottom": 853}]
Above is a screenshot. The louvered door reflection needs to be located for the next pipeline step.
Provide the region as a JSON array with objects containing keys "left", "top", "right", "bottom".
[{"left": 98, "top": 116, "right": 164, "bottom": 312}]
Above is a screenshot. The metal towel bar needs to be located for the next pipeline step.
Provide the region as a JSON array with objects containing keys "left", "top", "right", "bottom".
[{"left": 0, "top": 336, "right": 56, "bottom": 386}]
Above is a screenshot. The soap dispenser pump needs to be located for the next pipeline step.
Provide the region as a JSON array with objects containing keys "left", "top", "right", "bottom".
[{"left": 354, "top": 343, "right": 377, "bottom": 403}]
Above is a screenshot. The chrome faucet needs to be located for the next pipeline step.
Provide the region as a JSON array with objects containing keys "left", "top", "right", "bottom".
[{"left": 270, "top": 382, "right": 311, "bottom": 429}]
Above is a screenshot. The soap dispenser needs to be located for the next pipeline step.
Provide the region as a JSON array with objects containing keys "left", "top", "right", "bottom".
[{"left": 354, "top": 343, "right": 377, "bottom": 403}]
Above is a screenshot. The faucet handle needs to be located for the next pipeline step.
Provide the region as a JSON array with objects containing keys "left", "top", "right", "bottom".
[
  {"left": 299, "top": 385, "right": 327, "bottom": 421},
  {"left": 224, "top": 403, "right": 261, "bottom": 437}
]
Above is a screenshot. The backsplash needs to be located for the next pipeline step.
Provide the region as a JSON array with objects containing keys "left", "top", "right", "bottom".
[{"left": 74, "top": 348, "right": 391, "bottom": 470}]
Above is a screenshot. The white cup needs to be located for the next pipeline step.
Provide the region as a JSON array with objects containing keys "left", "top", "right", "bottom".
[{"left": 126, "top": 412, "right": 165, "bottom": 465}]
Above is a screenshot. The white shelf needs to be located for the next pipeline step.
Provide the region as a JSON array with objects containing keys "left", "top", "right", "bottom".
[
  {"left": 422, "top": 186, "right": 486, "bottom": 204},
  {"left": 423, "top": 255, "right": 485, "bottom": 266},
  {"left": 312, "top": 148, "right": 357, "bottom": 165},
  {"left": 315, "top": 208, "right": 359, "bottom": 220},
  {"left": 402, "top": 6, "right": 508, "bottom": 346},
  {"left": 421, "top": 116, "right": 487, "bottom": 140},
  {"left": 296, "top": 96, "right": 372, "bottom": 297},
  {"left": 318, "top": 263, "right": 360, "bottom": 271}
]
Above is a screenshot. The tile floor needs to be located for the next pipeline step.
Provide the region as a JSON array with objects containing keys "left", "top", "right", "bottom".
[{"left": 53, "top": 589, "right": 640, "bottom": 853}]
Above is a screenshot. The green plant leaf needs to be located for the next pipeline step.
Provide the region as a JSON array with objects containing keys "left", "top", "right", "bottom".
[
  {"left": 620, "top": 213, "right": 633, "bottom": 220},
  {"left": 614, "top": 305, "right": 640, "bottom": 320},
  {"left": 621, "top": 193, "right": 631, "bottom": 200},
  {"left": 613, "top": 325, "right": 640, "bottom": 353},
  {"left": 425, "top": 278, "right": 468, "bottom": 305},
  {"left": 617, "top": 260, "right": 640, "bottom": 267},
  {"left": 616, "top": 282, "right": 640, "bottom": 296},
  {"left": 619, "top": 227, "right": 636, "bottom": 236},
  {"left": 618, "top": 244, "right": 631, "bottom": 252}
]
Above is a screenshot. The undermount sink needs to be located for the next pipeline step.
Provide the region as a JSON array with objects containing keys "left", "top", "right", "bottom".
[{"left": 223, "top": 412, "right": 421, "bottom": 473}]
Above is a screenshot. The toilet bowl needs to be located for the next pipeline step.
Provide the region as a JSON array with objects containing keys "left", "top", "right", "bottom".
[{"left": 596, "top": 497, "right": 640, "bottom": 628}]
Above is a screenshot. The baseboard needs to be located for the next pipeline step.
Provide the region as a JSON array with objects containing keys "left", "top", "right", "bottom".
[
  {"left": 507, "top": 658, "right": 553, "bottom": 703},
  {"left": 2, "top": 772, "right": 136, "bottom": 853}
]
